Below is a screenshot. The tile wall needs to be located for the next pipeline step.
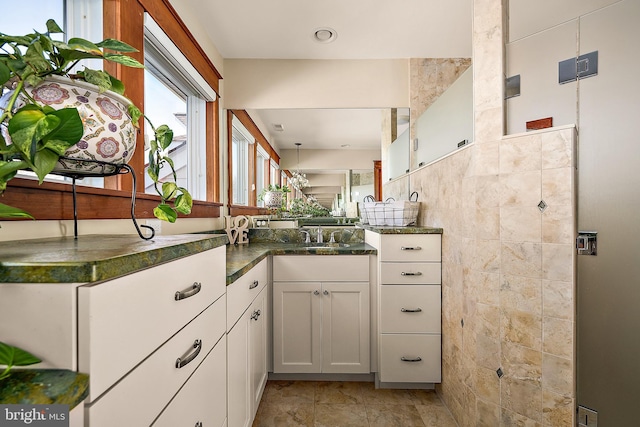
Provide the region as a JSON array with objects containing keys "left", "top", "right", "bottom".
[{"left": 383, "top": 0, "right": 577, "bottom": 425}]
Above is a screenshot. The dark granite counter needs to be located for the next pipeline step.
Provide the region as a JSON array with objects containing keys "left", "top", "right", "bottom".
[
  {"left": 0, "top": 234, "right": 228, "bottom": 283},
  {"left": 359, "top": 225, "right": 444, "bottom": 234},
  {"left": 226, "top": 242, "right": 376, "bottom": 285},
  {"left": 0, "top": 369, "right": 88, "bottom": 409}
]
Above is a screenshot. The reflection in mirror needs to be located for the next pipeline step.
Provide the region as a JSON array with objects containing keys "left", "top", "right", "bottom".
[
  {"left": 414, "top": 66, "right": 473, "bottom": 167},
  {"left": 250, "top": 108, "right": 386, "bottom": 216},
  {"left": 385, "top": 108, "right": 411, "bottom": 182}
]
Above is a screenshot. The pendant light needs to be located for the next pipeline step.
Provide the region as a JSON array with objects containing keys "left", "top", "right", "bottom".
[{"left": 289, "top": 142, "right": 309, "bottom": 190}]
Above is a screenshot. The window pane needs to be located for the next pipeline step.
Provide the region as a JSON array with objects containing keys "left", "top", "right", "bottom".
[
  {"left": 231, "top": 127, "right": 249, "bottom": 205},
  {"left": 0, "top": 1, "right": 64, "bottom": 35},
  {"left": 143, "top": 69, "right": 188, "bottom": 195}
]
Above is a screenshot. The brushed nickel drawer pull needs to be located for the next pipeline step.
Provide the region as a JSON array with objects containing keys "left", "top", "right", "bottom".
[
  {"left": 401, "top": 356, "right": 422, "bottom": 362},
  {"left": 249, "top": 280, "right": 259, "bottom": 289},
  {"left": 251, "top": 309, "right": 262, "bottom": 321},
  {"left": 175, "top": 282, "right": 202, "bottom": 301},
  {"left": 195, "top": 422, "right": 203, "bottom": 427},
  {"left": 401, "top": 272, "right": 423, "bottom": 276},
  {"left": 175, "top": 339, "right": 202, "bottom": 369},
  {"left": 401, "top": 308, "right": 423, "bottom": 313},
  {"left": 401, "top": 246, "right": 422, "bottom": 251}
]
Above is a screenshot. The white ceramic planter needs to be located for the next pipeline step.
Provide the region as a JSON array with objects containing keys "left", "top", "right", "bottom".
[
  {"left": 17, "top": 76, "right": 137, "bottom": 174},
  {"left": 263, "top": 191, "right": 284, "bottom": 209}
]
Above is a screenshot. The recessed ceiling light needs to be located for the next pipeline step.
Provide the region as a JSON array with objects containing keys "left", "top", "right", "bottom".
[
  {"left": 313, "top": 27, "right": 337, "bottom": 44},
  {"left": 273, "top": 123, "right": 284, "bottom": 131},
  {"left": 341, "top": 144, "right": 350, "bottom": 148}
]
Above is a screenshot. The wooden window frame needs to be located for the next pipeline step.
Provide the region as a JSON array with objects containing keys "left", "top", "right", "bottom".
[
  {"left": 2, "top": 0, "right": 222, "bottom": 221},
  {"left": 227, "top": 109, "right": 281, "bottom": 217}
]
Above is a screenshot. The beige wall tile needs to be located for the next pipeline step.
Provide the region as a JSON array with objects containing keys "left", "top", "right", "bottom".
[
  {"left": 501, "top": 408, "right": 543, "bottom": 427},
  {"left": 501, "top": 308, "right": 542, "bottom": 350},
  {"left": 542, "top": 168, "right": 572, "bottom": 206},
  {"left": 542, "top": 317, "right": 574, "bottom": 359},
  {"left": 542, "top": 204, "right": 574, "bottom": 244},
  {"left": 501, "top": 342, "right": 542, "bottom": 384},
  {"left": 476, "top": 174, "right": 500, "bottom": 207},
  {"left": 476, "top": 303, "right": 501, "bottom": 339},
  {"left": 476, "top": 206, "right": 501, "bottom": 240},
  {"left": 501, "top": 170, "right": 542, "bottom": 207},
  {"left": 500, "top": 134, "right": 542, "bottom": 174},
  {"left": 501, "top": 376, "right": 543, "bottom": 422},
  {"left": 476, "top": 366, "right": 501, "bottom": 404},
  {"left": 542, "top": 280, "right": 574, "bottom": 321},
  {"left": 476, "top": 399, "right": 501, "bottom": 427},
  {"left": 542, "top": 354, "right": 573, "bottom": 397},
  {"left": 542, "top": 243, "right": 574, "bottom": 282},
  {"left": 474, "top": 139, "right": 501, "bottom": 175},
  {"left": 542, "top": 389, "right": 574, "bottom": 427},
  {"left": 501, "top": 241, "right": 542, "bottom": 279},
  {"left": 541, "top": 129, "right": 574, "bottom": 170},
  {"left": 474, "top": 239, "right": 502, "bottom": 273},
  {"left": 500, "top": 274, "right": 542, "bottom": 316},
  {"left": 476, "top": 333, "right": 501, "bottom": 369},
  {"left": 501, "top": 206, "right": 542, "bottom": 243}
]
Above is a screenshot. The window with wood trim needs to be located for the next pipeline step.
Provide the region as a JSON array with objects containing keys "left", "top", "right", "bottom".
[{"left": 0, "top": 0, "right": 222, "bottom": 220}]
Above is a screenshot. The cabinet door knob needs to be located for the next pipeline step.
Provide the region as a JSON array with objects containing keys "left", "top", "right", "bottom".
[
  {"left": 401, "top": 246, "right": 422, "bottom": 251},
  {"left": 249, "top": 280, "right": 259, "bottom": 289},
  {"left": 401, "top": 272, "right": 423, "bottom": 276},
  {"left": 195, "top": 422, "right": 203, "bottom": 427},
  {"left": 400, "top": 356, "right": 422, "bottom": 362},
  {"left": 175, "top": 282, "right": 202, "bottom": 301},
  {"left": 176, "top": 339, "right": 202, "bottom": 369},
  {"left": 401, "top": 308, "right": 423, "bottom": 313},
  {"left": 314, "top": 290, "right": 320, "bottom": 295},
  {"left": 251, "top": 309, "right": 262, "bottom": 320},
  {"left": 323, "top": 290, "right": 329, "bottom": 295}
]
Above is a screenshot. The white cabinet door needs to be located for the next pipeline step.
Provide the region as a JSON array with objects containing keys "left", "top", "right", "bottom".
[
  {"left": 227, "top": 309, "right": 250, "bottom": 427},
  {"left": 249, "top": 287, "right": 268, "bottom": 419},
  {"left": 273, "top": 282, "right": 322, "bottom": 373},
  {"left": 321, "top": 282, "right": 370, "bottom": 373}
]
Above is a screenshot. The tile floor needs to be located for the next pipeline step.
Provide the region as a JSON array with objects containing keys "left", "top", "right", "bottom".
[{"left": 252, "top": 380, "right": 459, "bottom": 427}]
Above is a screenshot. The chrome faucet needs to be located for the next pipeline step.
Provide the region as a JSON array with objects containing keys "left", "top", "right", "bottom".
[
  {"left": 300, "top": 229, "right": 311, "bottom": 243},
  {"left": 329, "top": 230, "right": 339, "bottom": 243},
  {"left": 316, "top": 226, "right": 323, "bottom": 243}
]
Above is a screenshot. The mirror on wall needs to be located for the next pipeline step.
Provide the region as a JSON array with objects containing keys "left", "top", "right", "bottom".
[{"left": 249, "top": 108, "right": 389, "bottom": 214}]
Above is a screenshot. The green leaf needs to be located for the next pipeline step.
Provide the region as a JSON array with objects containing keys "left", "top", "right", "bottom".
[
  {"left": 161, "top": 182, "right": 178, "bottom": 200},
  {"left": 174, "top": 190, "right": 193, "bottom": 215},
  {"left": 41, "top": 108, "right": 83, "bottom": 152},
  {"left": 154, "top": 204, "right": 177, "bottom": 223},
  {"left": 7, "top": 107, "right": 46, "bottom": 159},
  {"left": 0, "top": 341, "right": 41, "bottom": 367},
  {"left": 104, "top": 53, "right": 145, "bottom": 69},
  {"left": 0, "top": 203, "right": 34, "bottom": 219},
  {"left": 32, "top": 148, "right": 59, "bottom": 183},
  {"left": 0, "top": 160, "right": 30, "bottom": 183},
  {"left": 0, "top": 62, "right": 10, "bottom": 86},
  {"left": 155, "top": 125, "right": 174, "bottom": 150},
  {"left": 128, "top": 104, "right": 142, "bottom": 127},
  {"left": 66, "top": 38, "right": 103, "bottom": 56},
  {"left": 96, "top": 39, "right": 139, "bottom": 53},
  {"left": 108, "top": 75, "right": 125, "bottom": 95},
  {"left": 81, "top": 69, "right": 112, "bottom": 92},
  {"left": 46, "top": 19, "right": 64, "bottom": 34}
]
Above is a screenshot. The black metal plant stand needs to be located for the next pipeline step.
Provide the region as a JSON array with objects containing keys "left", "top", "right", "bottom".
[{"left": 54, "top": 156, "right": 155, "bottom": 241}]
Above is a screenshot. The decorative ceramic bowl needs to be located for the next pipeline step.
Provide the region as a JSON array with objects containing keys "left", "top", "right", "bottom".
[{"left": 16, "top": 76, "right": 137, "bottom": 175}]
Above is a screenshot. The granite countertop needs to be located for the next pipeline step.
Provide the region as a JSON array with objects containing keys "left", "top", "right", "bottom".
[
  {"left": 225, "top": 242, "right": 376, "bottom": 285},
  {"left": 0, "top": 234, "right": 228, "bottom": 283},
  {"left": 358, "top": 225, "right": 444, "bottom": 234},
  {"left": 0, "top": 369, "right": 89, "bottom": 409}
]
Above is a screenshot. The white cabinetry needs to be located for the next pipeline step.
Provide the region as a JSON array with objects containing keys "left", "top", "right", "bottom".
[
  {"left": 0, "top": 245, "right": 227, "bottom": 427},
  {"left": 365, "top": 232, "right": 442, "bottom": 385},
  {"left": 272, "top": 256, "right": 370, "bottom": 374},
  {"left": 227, "top": 259, "right": 269, "bottom": 427}
]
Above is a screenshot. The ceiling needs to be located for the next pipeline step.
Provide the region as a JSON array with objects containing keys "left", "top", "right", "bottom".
[{"left": 184, "top": 0, "right": 473, "bottom": 153}]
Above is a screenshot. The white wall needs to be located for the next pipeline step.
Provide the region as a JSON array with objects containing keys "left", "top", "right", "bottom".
[
  {"left": 279, "top": 148, "right": 380, "bottom": 171},
  {"left": 223, "top": 59, "right": 410, "bottom": 109}
]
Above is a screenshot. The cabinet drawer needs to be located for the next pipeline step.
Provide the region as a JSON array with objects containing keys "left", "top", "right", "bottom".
[
  {"left": 380, "top": 262, "right": 441, "bottom": 284},
  {"left": 152, "top": 337, "right": 227, "bottom": 427},
  {"left": 379, "top": 334, "right": 441, "bottom": 383},
  {"left": 227, "top": 258, "right": 268, "bottom": 330},
  {"left": 380, "top": 234, "right": 441, "bottom": 262},
  {"left": 86, "top": 297, "right": 226, "bottom": 427},
  {"left": 78, "top": 246, "right": 226, "bottom": 400},
  {"left": 380, "top": 285, "right": 441, "bottom": 333},
  {"left": 273, "top": 255, "right": 369, "bottom": 282}
]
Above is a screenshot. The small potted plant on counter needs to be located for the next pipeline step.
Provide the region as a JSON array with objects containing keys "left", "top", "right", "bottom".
[
  {"left": 258, "top": 184, "right": 290, "bottom": 211},
  {"left": 0, "top": 19, "right": 191, "bottom": 222}
]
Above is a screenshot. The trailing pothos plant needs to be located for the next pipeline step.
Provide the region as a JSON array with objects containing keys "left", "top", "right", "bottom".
[
  {"left": 0, "top": 341, "right": 41, "bottom": 380},
  {"left": 0, "top": 19, "right": 192, "bottom": 223}
]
